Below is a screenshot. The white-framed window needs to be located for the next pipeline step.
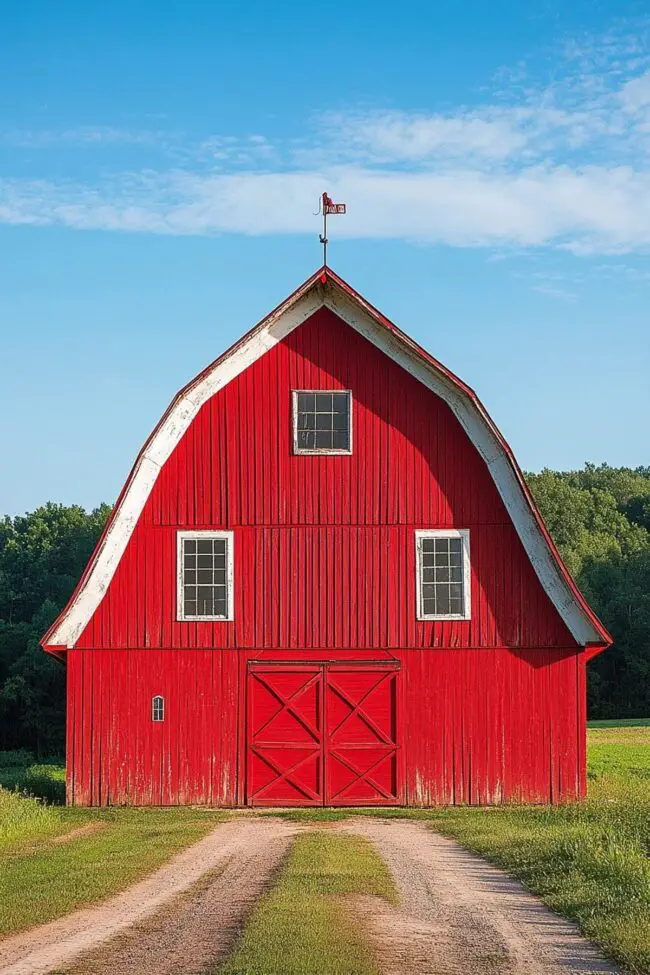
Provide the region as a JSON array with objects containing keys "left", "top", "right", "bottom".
[
  {"left": 415, "top": 529, "right": 471, "bottom": 621},
  {"left": 152, "top": 695, "right": 165, "bottom": 722},
  {"left": 292, "top": 390, "right": 352, "bottom": 454},
  {"left": 176, "top": 530, "right": 234, "bottom": 621}
]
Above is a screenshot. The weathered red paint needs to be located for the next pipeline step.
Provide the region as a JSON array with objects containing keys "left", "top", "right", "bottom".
[{"left": 47, "top": 269, "right": 609, "bottom": 807}]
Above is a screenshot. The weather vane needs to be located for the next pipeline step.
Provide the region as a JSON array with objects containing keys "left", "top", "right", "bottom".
[{"left": 315, "top": 191, "right": 346, "bottom": 266}]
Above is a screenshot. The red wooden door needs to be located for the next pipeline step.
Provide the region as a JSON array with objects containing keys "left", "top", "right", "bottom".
[
  {"left": 325, "top": 664, "right": 400, "bottom": 806},
  {"left": 247, "top": 664, "right": 324, "bottom": 806},
  {"left": 247, "top": 662, "right": 400, "bottom": 806}
]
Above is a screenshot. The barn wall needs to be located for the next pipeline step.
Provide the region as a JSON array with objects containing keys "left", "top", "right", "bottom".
[
  {"left": 66, "top": 648, "right": 585, "bottom": 806},
  {"left": 75, "top": 308, "right": 576, "bottom": 651}
]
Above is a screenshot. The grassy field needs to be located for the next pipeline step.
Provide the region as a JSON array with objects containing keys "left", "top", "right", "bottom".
[{"left": 216, "top": 830, "right": 395, "bottom": 975}]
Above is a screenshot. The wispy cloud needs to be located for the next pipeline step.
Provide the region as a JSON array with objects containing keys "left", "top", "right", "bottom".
[
  {"left": 2, "top": 126, "right": 166, "bottom": 149},
  {"left": 4, "top": 22, "right": 650, "bottom": 255}
]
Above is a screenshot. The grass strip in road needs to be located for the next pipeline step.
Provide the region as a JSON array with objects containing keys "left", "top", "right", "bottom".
[
  {"left": 216, "top": 829, "right": 395, "bottom": 975},
  {"left": 0, "top": 804, "right": 226, "bottom": 937}
]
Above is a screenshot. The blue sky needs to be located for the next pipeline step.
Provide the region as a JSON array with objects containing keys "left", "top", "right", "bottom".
[{"left": 1, "top": 1, "right": 649, "bottom": 515}]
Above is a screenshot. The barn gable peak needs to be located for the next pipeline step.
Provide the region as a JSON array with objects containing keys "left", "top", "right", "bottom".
[{"left": 42, "top": 266, "right": 611, "bottom": 654}]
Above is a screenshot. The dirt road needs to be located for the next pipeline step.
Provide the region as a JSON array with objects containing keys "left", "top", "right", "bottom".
[
  {"left": 0, "top": 815, "right": 623, "bottom": 975},
  {"left": 345, "top": 818, "right": 619, "bottom": 975},
  {"left": 0, "top": 818, "right": 299, "bottom": 975}
]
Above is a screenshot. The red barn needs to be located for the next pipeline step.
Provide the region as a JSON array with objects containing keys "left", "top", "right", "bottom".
[{"left": 42, "top": 267, "right": 611, "bottom": 807}]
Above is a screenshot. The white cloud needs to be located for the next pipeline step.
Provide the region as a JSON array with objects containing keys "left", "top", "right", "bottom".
[
  {"left": 3, "top": 163, "right": 650, "bottom": 254},
  {"left": 2, "top": 126, "right": 163, "bottom": 148},
  {"left": 319, "top": 111, "right": 527, "bottom": 163},
  {"left": 5, "top": 22, "right": 650, "bottom": 254}
]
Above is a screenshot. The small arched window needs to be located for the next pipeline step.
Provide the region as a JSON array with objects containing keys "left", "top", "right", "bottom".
[{"left": 152, "top": 695, "right": 165, "bottom": 722}]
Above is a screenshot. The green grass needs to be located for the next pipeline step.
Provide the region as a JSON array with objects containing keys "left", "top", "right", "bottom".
[
  {"left": 0, "top": 788, "right": 69, "bottom": 849},
  {"left": 588, "top": 718, "right": 650, "bottom": 728},
  {"left": 588, "top": 724, "right": 650, "bottom": 780},
  {"left": 216, "top": 830, "right": 395, "bottom": 975},
  {"left": 0, "top": 801, "right": 226, "bottom": 937},
  {"left": 0, "top": 751, "right": 66, "bottom": 802}
]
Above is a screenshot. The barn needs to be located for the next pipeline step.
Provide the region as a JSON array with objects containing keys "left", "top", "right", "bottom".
[{"left": 42, "top": 267, "right": 611, "bottom": 807}]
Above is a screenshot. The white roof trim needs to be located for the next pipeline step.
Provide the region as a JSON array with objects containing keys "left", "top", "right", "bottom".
[{"left": 47, "top": 279, "right": 603, "bottom": 648}]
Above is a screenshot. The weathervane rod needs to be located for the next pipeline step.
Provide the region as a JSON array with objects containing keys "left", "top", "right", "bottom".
[{"left": 318, "top": 192, "right": 346, "bottom": 266}]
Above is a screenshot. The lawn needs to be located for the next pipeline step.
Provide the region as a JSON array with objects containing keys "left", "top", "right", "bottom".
[{"left": 216, "top": 830, "right": 395, "bottom": 975}]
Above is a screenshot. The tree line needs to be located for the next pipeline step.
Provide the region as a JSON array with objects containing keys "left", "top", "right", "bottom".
[{"left": 0, "top": 463, "right": 648, "bottom": 755}]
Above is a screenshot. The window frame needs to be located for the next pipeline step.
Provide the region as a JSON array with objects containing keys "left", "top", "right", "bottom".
[
  {"left": 176, "top": 530, "right": 234, "bottom": 622},
  {"left": 415, "top": 529, "right": 471, "bottom": 621},
  {"left": 152, "top": 695, "right": 165, "bottom": 722},
  {"left": 291, "top": 389, "right": 353, "bottom": 456}
]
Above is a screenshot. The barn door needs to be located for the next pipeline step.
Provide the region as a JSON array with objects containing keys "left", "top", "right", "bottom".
[
  {"left": 247, "top": 664, "right": 324, "bottom": 806},
  {"left": 247, "top": 661, "right": 400, "bottom": 806},
  {"left": 325, "top": 664, "right": 400, "bottom": 806}
]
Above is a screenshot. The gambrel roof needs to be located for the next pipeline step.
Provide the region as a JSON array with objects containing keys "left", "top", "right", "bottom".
[{"left": 43, "top": 267, "right": 611, "bottom": 655}]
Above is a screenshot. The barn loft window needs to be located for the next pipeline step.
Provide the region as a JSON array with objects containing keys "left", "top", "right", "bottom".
[
  {"left": 292, "top": 390, "right": 352, "bottom": 454},
  {"left": 415, "top": 530, "right": 471, "bottom": 621},
  {"left": 152, "top": 695, "right": 165, "bottom": 721},
  {"left": 177, "top": 531, "right": 234, "bottom": 621}
]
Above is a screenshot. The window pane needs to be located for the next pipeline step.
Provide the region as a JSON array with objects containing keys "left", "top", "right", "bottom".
[
  {"left": 449, "top": 538, "right": 462, "bottom": 556},
  {"left": 436, "top": 589, "right": 451, "bottom": 614},
  {"left": 214, "top": 596, "right": 227, "bottom": 617},
  {"left": 184, "top": 569, "right": 196, "bottom": 584},
  {"left": 315, "top": 392, "right": 332, "bottom": 411},
  {"left": 297, "top": 392, "right": 315, "bottom": 412},
  {"left": 184, "top": 539, "right": 196, "bottom": 554},
  {"left": 315, "top": 412, "right": 332, "bottom": 430},
  {"left": 332, "top": 429, "right": 349, "bottom": 450},
  {"left": 297, "top": 430, "right": 314, "bottom": 450},
  {"left": 423, "top": 598, "right": 436, "bottom": 616},
  {"left": 332, "top": 392, "right": 348, "bottom": 413},
  {"left": 421, "top": 539, "right": 435, "bottom": 553},
  {"left": 332, "top": 411, "right": 348, "bottom": 430},
  {"left": 184, "top": 599, "right": 197, "bottom": 616},
  {"left": 197, "top": 569, "right": 212, "bottom": 585},
  {"left": 197, "top": 540, "right": 213, "bottom": 554},
  {"left": 314, "top": 430, "right": 333, "bottom": 449},
  {"left": 197, "top": 588, "right": 213, "bottom": 614}
]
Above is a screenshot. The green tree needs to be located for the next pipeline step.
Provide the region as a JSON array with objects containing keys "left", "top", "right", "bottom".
[
  {"left": 0, "top": 503, "right": 110, "bottom": 755},
  {"left": 528, "top": 466, "right": 650, "bottom": 718}
]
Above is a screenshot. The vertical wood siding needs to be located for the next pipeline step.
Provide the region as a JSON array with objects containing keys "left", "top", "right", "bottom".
[{"left": 67, "top": 648, "right": 585, "bottom": 806}]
